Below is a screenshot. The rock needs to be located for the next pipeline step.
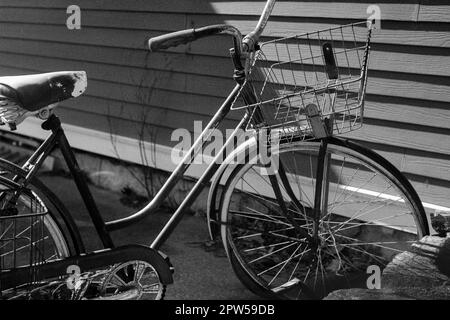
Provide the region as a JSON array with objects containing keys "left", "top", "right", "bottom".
[
  {"left": 382, "top": 252, "right": 448, "bottom": 289},
  {"left": 325, "top": 235, "right": 450, "bottom": 300},
  {"left": 382, "top": 236, "right": 449, "bottom": 289},
  {"left": 436, "top": 238, "right": 450, "bottom": 277},
  {"left": 412, "top": 235, "right": 448, "bottom": 257},
  {"left": 324, "top": 286, "right": 450, "bottom": 300},
  {"left": 382, "top": 286, "right": 450, "bottom": 300},
  {"left": 324, "top": 288, "right": 413, "bottom": 300}
]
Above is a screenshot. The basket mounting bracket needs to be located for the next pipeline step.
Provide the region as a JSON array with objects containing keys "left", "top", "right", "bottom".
[{"left": 305, "top": 103, "right": 330, "bottom": 139}]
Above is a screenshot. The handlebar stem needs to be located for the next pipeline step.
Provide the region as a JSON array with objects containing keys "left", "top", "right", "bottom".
[
  {"left": 218, "top": 25, "right": 244, "bottom": 56},
  {"left": 242, "top": 0, "right": 276, "bottom": 52}
]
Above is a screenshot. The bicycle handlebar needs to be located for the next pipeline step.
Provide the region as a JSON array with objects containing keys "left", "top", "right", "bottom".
[
  {"left": 242, "top": 0, "right": 276, "bottom": 51},
  {"left": 148, "top": 0, "right": 276, "bottom": 54},
  {"left": 148, "top": 24, "right": 243, "bottom": 53}
]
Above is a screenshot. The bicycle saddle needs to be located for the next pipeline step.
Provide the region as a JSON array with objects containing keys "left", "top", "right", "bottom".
[{"left": 0, "top": 71, "right": 87, "bottom": 129}]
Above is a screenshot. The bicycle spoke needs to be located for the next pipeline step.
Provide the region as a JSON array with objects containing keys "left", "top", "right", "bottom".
[
  {"left": 288, "top": 244, "right": 310, "bottom": 281},
  {"left": 44, "top": 253, "right": 58, "bottom": 262},
  {"left": 317, "top": 250, "right": 327, "bottom": 293},
  {"left": 0, "top": 236, "right": 49, "bottom": 258},
  {"left": 249, "top": 241, "right": 297, "bottom": 265},
  {"left": 333, "top": 211, "right": 415, "bottom": 233},
  {"left": 0, "top": 221, "right": 14, "bottom": 239},
  {"left": 321, "top": 244, "right": 359, "bottom": 271},
  {"left": 244, "top": 240, "right": 293, "bottom": 253},
  {"left": 241, "top": 177, "right": 308, "bottom": 218},
  {"left": 332, "top": 234, "right": 414, "bottom": 251},
  {"left": 233, "top": 225, "right": 309, "bottom": 243},
  {"left": 141, "top": 284, "right": 161, "bottom": 294},
  {"left": 326, "top": 166, "right": 364, "bottom": 214},
  {"left": 331, "top": 234, "right": 401, "bottom": 264},
  {"left": 230, "top": 209, "right": 292, "bottom": 227},
  {"left": 111, "top": 274, "right": 128, "bottom": 287},
  {"left": 257, "top": 247, "right": 308, "bottom": 278},
  {"left": 231, "top": 207, "right": 314, "bottom": 231},
  {"left": 0, "top": 219, "right": 42, "bottom": 250},
  {"left": 134, "top": 262, "right": 146, "bottom": 283},
  {"left": 267, "top": 243, "right": 303, "bottom": 286},
  {"left": 331, "top": 191, "right": 400, "bottom": 235},
  {"left": 235, "top": 226, "right": 294, "bottom": 240}
]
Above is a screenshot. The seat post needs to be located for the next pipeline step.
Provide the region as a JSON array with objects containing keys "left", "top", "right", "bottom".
[{"left": 41, "top": 113, "right": 63, "bottom": 132}]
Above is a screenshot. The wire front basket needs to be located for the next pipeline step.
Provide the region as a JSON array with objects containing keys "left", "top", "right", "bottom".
[{"left": 235, "top": 22, "right": 373, "bottom": 141}]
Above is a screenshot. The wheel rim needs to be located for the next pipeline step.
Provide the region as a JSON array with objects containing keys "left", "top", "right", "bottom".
[{"left": 221, "top": 141, "right": 426, "bottom": 299}]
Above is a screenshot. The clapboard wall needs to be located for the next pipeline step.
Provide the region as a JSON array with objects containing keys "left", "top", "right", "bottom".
[{"left": 0, "top": 0, "right": 448, "bottom": 212}]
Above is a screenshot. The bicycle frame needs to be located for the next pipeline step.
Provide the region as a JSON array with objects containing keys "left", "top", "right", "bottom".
[
  {"left": 16, "top": 83, "right": 248, "bottom": 252},
  {"left": 18, "top": 82, "right": 314, "bottom": 254},
  {"left": 8, "top": 0, "right": 280, "bottom": 254},
  {"left": 0, "top": 73, "right": 277, "bottom": 291}
]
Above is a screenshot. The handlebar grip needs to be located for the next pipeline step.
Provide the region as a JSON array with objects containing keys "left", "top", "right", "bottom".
[
  {"left": 148, "top": 29, "right": 196, "bottom": 52},
  {"left": 148, "top": 24, "right": 231, "bottom": 52}
]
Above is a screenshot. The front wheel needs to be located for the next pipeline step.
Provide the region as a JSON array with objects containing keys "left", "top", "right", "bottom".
[{"left": 220, "top": 138, "right": 428, "bottom": 299}]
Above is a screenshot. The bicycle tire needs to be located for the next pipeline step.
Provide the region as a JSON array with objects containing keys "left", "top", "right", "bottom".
[
  {"left": 0, "top": 158, "right": 83, "bottom": 254},
  {"left": 220, "top": 137, "right": 429, "bottom": 299},
  {"left": 0, "top": 160, "right": 77, "bottom": 299}
]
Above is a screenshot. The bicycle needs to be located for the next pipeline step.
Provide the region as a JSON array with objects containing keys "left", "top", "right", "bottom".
[{"left": 0, "top": 0, "right": 429, "bottom": 300}]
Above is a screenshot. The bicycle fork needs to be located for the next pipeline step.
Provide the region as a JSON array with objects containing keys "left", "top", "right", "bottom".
[{"left": 266, "top": 138, "right": 331, "bottom": 250}]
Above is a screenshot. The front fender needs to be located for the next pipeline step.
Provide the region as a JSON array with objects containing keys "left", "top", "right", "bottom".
[{"left": 206, "top": 135, "right": 258, "bottom": 240}]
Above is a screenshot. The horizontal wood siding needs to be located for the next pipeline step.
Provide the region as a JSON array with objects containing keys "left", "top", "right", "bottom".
[{"left": 0, "top": 0, "right": 448, "bottom": 210}]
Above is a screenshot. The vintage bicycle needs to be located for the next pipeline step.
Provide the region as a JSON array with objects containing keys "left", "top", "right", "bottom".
[{"left": 0, "top": 0, "right": 429, "bottom": 300}]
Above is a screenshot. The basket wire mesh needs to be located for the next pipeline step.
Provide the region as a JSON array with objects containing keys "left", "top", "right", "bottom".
[
  {"left": 0, "top": 189, "right": 51, "bottom": 299},
  {"left": 234, "top": 21, "right": 373, "bottom": 142}
]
